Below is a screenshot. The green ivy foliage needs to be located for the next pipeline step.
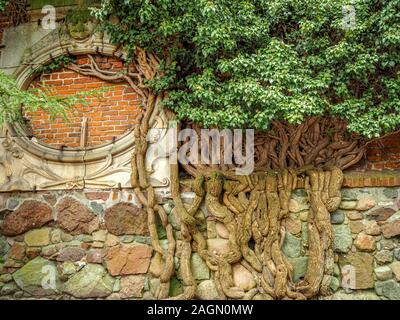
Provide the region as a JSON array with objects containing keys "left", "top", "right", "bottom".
[
  {"left": 0, "top": 0, "right": 8, "bottom": 11},
  {"left": 37, "top": 55, "right": 77, "bottom": 74},
  {"left": 0, "top": 71, "right": 103, "bottom": 126},
  {"left": 99, "top": 1, "right": 396, "bottom": 137}
]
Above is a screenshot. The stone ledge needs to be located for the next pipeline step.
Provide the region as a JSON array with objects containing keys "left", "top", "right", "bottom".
[
  {"left": 180, "top": 170, "right": 400, "bottom": 192},
  {"left": 293, "top": 171, "right": 400, "bottom": 189},
  {"left": 343, "top": 170, "right": 400, "bottom": 188}
]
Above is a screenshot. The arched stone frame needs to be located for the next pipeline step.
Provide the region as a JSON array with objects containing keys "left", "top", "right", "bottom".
[{"left": 0, "top": 27, "right": 171, "bottom": 198}]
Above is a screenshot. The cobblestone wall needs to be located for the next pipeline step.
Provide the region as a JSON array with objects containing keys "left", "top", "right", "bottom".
[{"left": 0, "top": 183, "right": 399, "bottom": 300}]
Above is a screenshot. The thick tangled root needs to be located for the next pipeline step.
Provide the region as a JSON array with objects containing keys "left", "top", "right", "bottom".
[
  {"left": 132, "top": 98, "right": 343, "bottom": 300},
  {"left": 70, "top": 50, "right": 345, "bottom": 301}
]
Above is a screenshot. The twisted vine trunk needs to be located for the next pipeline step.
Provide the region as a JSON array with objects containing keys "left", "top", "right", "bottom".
[
  {"left": 133, "top": 112, "right": 345, "bottom": 300},
  {"left": 69, "top": 50, "right": 362, "bottom": 300},
  {"left": 127, "top": 52, "right": 351, "bottom": 300}
]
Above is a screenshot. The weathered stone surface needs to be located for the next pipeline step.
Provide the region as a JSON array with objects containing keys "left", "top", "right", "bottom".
[
  {"left": 65, "top": 240, "right": 83, "bottom": 247},
  {"left": 4, "top": 258, "right": 23, "bottom": 268},
  {"left": 339, "top": 252, "right": 374, "bottom": 289},
  {"left": 168, "top": 207, "right": 182, "bottom": 231},
  {"left": 375, "top": 280, "right": 400, "bottom": 299},
  {"left": 383, "top": 188, "right": 399, "bottom": 199},
  {"left": 6, "top": 198, "right": 19, "bottom": 210},
  {"left": 375, "top": 266, "right": 393, "bottom": 281},
  {"left": 364, "top": 220, "right": 381, "bottom": 236},
  {"left": 64, "top": 264, "right": 114, "bottom": 298},
  {"left": 299, "top": 211, "right": 308, "bottom": 222},
  {"left": 111, "top": 278, "right": 121, "bottom": 293},
  {"left": 59, "top": 261, "right": 77, "bottom": 279},
  {"left": 105, "top": 292, "right": 122, "bottom": 300},
  {"left": 381, "top": 220, "right": 400, "bottom": 238},
  {"left": 0, "top": 273, "right": 12, "bottom": 283},
  {"left": 106, "top": 244, "right": 152, "bottom": 276},
  {"left": 24, "top": 228, "right": 51, "bottom": 247},
  {"left": 282, "top": 233, "right": 301, "bottom": 258},
  {"left": 1, "top": 282, "right": 17, "bottom": 295},
  {"left": 56, "top": 198, "right": 99, "bottom": 235},
  {"left": 85, "top": 192, "right": 110, "bottom": 201},
  {"left": 333, "top": 224, "right": 353, "bottom": 253},
  {"left": 380, "top": 238, "right": 395, "bottom": 250},
  {"left": 322, "top": 275, "right": 340, "bottom": 293},
  {"left": 206, "top": 239, "right": 230, "bottom": 255},
  {"left": 289, "top": 198, "right": 308, "bottom": 213},
  {"left": 196, "top": 280, "right": 220, "bottom": 300},
  {"left": 375, "top": 250, "right": 393, "bottom": 265},
  {"left": 321, "top": 290, "right": 380, "bottom": 300},
  {"left": 390, "top": 261, "right": 400, "bottom": 281},
  {"left": 215, "top": 222, "right": 230, "bottom": 239},
  {"left": 149, "top": 278, "right": 160, "bottom": 297},
  {"left": 349, "top": 221, "right": 364, "bottom": 234},
  {"left": 169, "top": 276, "right": 183, "bottom": 297},
  {"left": 156, "top": 224, "right": 167, "bottom": 240},
  {"left": 163, "top": 201, "right": 174, "bottom": 214},
  {"left": 207, "top": 220, "right": 217, "bottom": 238},
  {"left": 121, "top": 235, "right": 135, "bottom": 243},
  {"left": 288, "top": 257, "right": 308, "bottom": 283},
  {"left": 26, "top": 247, "right": 41, "bottom": 260},
  {"left": 388, "top": 211, "right": 400, "bottom": 223},
  {"left": 1, "top": 201, "right": 53, "bottom": 236},
  {"left": 93, "top": 230, "right": 107, "bottom": 242},
  {"left": 191, "top": 253, "right": 210, "bottom": 280},
  {"left": 0, "top": 194, "right": 6, "bottom": 209},
  {"left": 232, "top": 263, "right": 256, "bottom": 291},
  {"left": 356, "top": 197, "right": 376, "bottom": 211},
  {"left": 12, "top": 257, "right": 60, "bottom": 296},
  {"left": 57, "top": 247, "right": 85, "bottom": 262},
  {"left": 50, "top": 229, "right": 62, "bottom": 244},
  {"left": 86, "top": 249, "right": 103, "bottom": 264},
  {"left": 41, "top": 245, "right": 57, "bottom": 257},
  {"left": 61, "top": 231, "right": 73, "bottom": 242},
  {"left": 346, "top": 211, "right": 363, "bottom": 220},
  {"left": 90, "top": 202, "right": 104, "bottom": 215},
  {"left": 394, "top": 248, "right": 400, "bottom": 261},
  {"left": 120, "top": 275, "right": 145, "bottom": 298},
  {"left": 341, "top": 188, "right": 364, "bottom": 201},
  {"left": 105, "top": 234, "right": 119, "bottom": 247},
  {"left": 159, "top": 239, "right": 169, "bottom": 252},
  {"left": 367, "top": 207, "right": 396, "bottom": 221},
  {"left": 77, "top": 234, "right": 93, "bottom": 243},
  {"left": 92, "top": 241, "right": 104, "bottom": 248},
  {"left": 104, "top": 203, "right": 148, "bottom": 236},
  {"left": 9, "top": 242, "right": 25, "bottom": 260},
  {"left": 354, "top": 233, "right": 375, "bottom": 252},
  {"left": 285, "top": 217, "right": 302, "bottom": 234},
  {"left": 0, "top": 235, "right": 10, "bottom": 261},
  {"left": 340, "top": 201, "right": 357, "bottom": 210},
  {"left": 330, "top": 211, "right": 345, "bottom": 224},
  {"left": 149, "top": 252, "right": 164, "bottom": 277}
]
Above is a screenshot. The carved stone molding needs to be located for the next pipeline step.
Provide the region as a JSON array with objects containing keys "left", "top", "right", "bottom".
[{"left": 0, "top": 26, "right": 170, "bottom": 197}]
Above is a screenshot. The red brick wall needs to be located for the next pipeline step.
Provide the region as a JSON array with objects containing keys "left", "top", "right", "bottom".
[
  {"left": 364, "top": 132, "right": 400, "bottom": 171},
  {"left": 24, "top": 55, "right": 143, "bottom": 148}
]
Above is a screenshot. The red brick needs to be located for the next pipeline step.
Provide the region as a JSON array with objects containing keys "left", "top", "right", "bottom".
[{"left": 23, "top": 55, "right": 141, "bottom": 148}]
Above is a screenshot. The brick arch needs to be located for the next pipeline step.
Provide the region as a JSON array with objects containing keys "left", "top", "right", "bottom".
[{"left": 24, "top": 55, "right": 143, "bottom": 148}]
